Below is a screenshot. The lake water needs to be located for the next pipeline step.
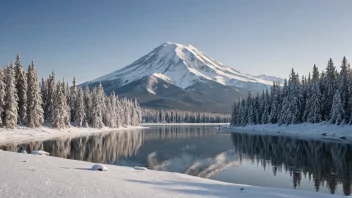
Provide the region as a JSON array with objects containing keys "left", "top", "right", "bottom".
[{"left": 1, "top": 125, "right": 351, "bottom": 196}]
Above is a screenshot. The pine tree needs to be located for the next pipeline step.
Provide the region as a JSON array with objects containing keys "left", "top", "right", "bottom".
[
  {"left": 269, "top": 82, "right": 281, "bottom": 123},
  {"left": 279, "top": 79, "right": 289, "bottom": 125},
  {"left": 40, "top": 78, "right": 47, "bottom": 115},
  {"left": 261, "top": 90, "right": 270, "bottom": 124},
  {"left": 254, "top": 93, "right": 261, "bottom": 124},
  {"left": 323, "top": 59, "right": 337, "bottom": 120},
  {"left": 0, "top": 67, "right": 6, "bottom": 125},
  {"left": 288, "top": 69, "right": 302, "bottom": 124},
  {"left": 307, "top": 82, "right": 322, "bottom": 123},
  {"left": 45, "top": 72, "right": 56, "bottom": 123},
  {"left": 312, "top": 64, "right": 320, "bottom": 82},
  {"left": 15, "top": 53, "right": 27, "bottom": 124},
  {"left": 104, "top": 94, "right": 112, "bottom": 127},
  {"left": 26, "top": 61, "right": 44, "bottom": 127},
  {"left": 109, "top": 92, "right": 117, "bottom": 128},
  {"left": 62, "top": 81, "right": 70, "bottom": 127},
  {"left": 339, "top": 57, "right": 350, "bottom": 121},
  {"left": 91, "top": 87, "right": 104, "bottom": 128},
  {"left": 330, "top": 90, "right": 344, "bottom": 125},
  {"left": 74, "top": 86, "right": 85, "bottom": 127},
  {"left": 52, "top": 81, "right": 70, "bottom": 128},
  {"left": 83, "top": 85, "right": 92, "bottom": 126},
  {"left": 246, "top": 91, "right": 254, "bottom": 125},
  {"left": 97, "top": 83, "right": 107, "bottom": 126},
  {"left": 3, "top": 62, "right": 18, "bottom": 128},
  {"left": 70, "top": 77, "right": 77, "bottom": 122},
  {"left": 115, "top": 97, "right": 122, "bottom": 127}
]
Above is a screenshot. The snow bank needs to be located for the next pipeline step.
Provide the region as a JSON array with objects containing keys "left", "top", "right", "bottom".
[
  {"left": 0, "top": 151, "right": 342, "bottom": 198},
  {"left": 141, "top": 123, "right": 229, "bottom": 126},
  {"left": 92, "top": 164, "right": 108, "bottom": 171},
  {"left": 0, "top": 125, "right": 146, "bottom": 144},
  {"left": 223, "top": 122, "right": 352, "bottom": 140},
  {"left": 31, "top": 150, "right": 50, "bottom": 156}
]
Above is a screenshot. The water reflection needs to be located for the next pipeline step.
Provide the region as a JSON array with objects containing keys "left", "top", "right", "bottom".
[
  {"left": 230, "top": 132, "right": 352, "bottom": 195},
  {"left": 0, "top": 125, "right": 219, "bottom": 165},
  {"left": 0, "top": 130, "right": 143, "bottom": 163},
  {"left": 143, "top": 125, "right": 216, "bottom": 140}
]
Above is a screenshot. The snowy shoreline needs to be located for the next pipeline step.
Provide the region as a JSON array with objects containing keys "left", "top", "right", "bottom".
[
  {"left": 222, "top": 122, "right": 352, "bottom": 141},
  {"left": 0, "top": 151, "right": 342, "bottom": 198},
  {"left": 0, "top": 126, "right": 147, "bottom": 144},
  {"left": 141, "top": 123, "right": 229, "bottom": 126}
]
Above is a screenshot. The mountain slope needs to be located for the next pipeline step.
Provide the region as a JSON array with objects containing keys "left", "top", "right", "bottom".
[{"left": 84, "top": 42, "right": 281, "bottom": 113}]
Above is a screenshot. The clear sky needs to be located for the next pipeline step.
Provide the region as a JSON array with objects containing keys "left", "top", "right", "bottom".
[{"left": 1, "top": 0, "right": 352, "bottom": 83}]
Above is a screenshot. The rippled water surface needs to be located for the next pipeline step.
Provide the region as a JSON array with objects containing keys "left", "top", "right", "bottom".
[{"left": 1, "top": 125, "right": 351, "bottom": 196}]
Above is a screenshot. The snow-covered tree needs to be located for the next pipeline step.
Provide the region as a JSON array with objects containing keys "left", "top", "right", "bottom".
[
  {"left": 83, "top": 85, "right": 92, "bottom": 126},
  {"left": 51, "top": 81, "right": 70, "bottom": 128},
  {"left": 288, "top": 69, "right": 302, "bottom": 124},
  {"left": 74, "top": 86, "right": 85, "bottom": 127},
  {"left": 45, "top": 72, "right": 56, "bottom": 123},
  {"left": 269, "top": 82, "right": 281, "bottom": 123},
  {"left": 70, "top": 77, "right": 77, "bottom": 122},
  {"left": 62, "top": 81, "right": 71, "bottom": 127},
  {"left": 0, "top": 54, "right": 144, "bottom": 129},
  {"left": 115, "top": 97, "right": 122, "bottom": 127},
  {"left": 109, "top": 92, "right": 117, "bottom": 128},
  {"left": 91, "top": 87, "right": 104, "bottom": 128},
  {"left": 26, "top": 61, "right": 44, "bottom": 127},
  {"left": 330, "top": 90, "right": 344, "bottom": 125},
  {"left": 338, "top": 57, "right": 350, "bottom": 121},
  {"left": 104, "top": 94, "right": 112, "bottom": 127},
  {"left": 0, "top": 67, "right": 6, "bottom": 125},
  {"left": 261, "top": 90, "right": 270, "bottom": 124},
  {"left": 306, "top": 82, "right": 322, "bottom": 123},
  {"left": 323, "top": 58, "right": 337, "bottom": 120},
  {"left": 3, "top": 62, "right": 18, "bottom": 128},
  {"left": 15, "top": 53, "right": 27, "bottom": 124}
]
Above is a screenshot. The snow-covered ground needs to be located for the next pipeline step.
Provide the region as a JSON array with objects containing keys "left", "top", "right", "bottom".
[
  {"left": 0, "top": 151, "right": 343, "bottom": 198},
  {"left": 141, "top": 123, "right": 229, "bottom": 126},
  {"left": 0, "top": 126, "right": 146, "bottom": 144},
  {"left": 223, "top": 122, "right": 352, "bottom": 140}
]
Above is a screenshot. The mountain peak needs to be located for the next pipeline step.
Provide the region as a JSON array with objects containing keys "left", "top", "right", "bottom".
[
  {"left": 159, "top": 42, "right": 194, "bottom": 49},
  {"left": 88, "top": 42, "right": 276, "bottom": 90}
]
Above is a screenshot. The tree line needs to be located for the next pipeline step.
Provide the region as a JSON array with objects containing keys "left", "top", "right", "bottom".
[
  {"left": 142, "top": 109, "right": 230, "bottom": 123},
  {"left": 231, "top": 57, "right": 352, "bottom": 126},
  {"left": 0, "top": 54, "right": 142, "bottom": 129}
]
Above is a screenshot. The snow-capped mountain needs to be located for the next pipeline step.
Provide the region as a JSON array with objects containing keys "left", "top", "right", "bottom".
[
  {"left": 84, "top": 42, "right": 280, "bottom": 113},
  {"left": 89, "top": 42, "right": 274, "bottom": 91},
  {"left": 249, "top": 74, "right": 285, "bottom": 85}
]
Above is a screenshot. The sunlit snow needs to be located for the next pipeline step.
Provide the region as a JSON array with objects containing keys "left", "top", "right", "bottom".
[{"left": 88, "top": 42, "right": 275, "bottom": 91}]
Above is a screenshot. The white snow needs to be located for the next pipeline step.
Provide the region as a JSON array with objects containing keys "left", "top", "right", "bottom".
[
  {"left": 0, "top": 151, "right": 342, "bottom": 198},
  {"left": 223, "top": 122, "right": 352, "bottom": 140},
  {"left": 134, "top": 166, "right": 148, "bottom": 171},
  {"left": 92, "top": 164, "right": 108, "bottom": 171},
  {"left": 248, "top": 74, "right": 285, "bottom": 85},
  {"left": 0, "top": 125, "right": 146, "bottom": 144},
  {"left": 141, "top": 123, "right": 229, "bottom": 126},
  {"left": 31, "top": 150, "right": 50, "bottom": 156},
  {"left": 87, "top": 42, "right": 275, "bottom": 92}
]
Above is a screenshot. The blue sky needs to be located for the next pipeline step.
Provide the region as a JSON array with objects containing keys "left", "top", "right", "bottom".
[{"left": 1, "top": 0, "right": 352, "bottom": 83}]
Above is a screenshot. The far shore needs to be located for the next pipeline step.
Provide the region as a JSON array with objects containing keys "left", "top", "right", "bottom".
[
  {"left": 141, "top": 123, "right": 229, "bottom": 126},
  {"left": 0, "top": 126, "right": 147, "bottom": 144},
  {"left": 222, "top": 122, "right": 352, "bottom": 141}
]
